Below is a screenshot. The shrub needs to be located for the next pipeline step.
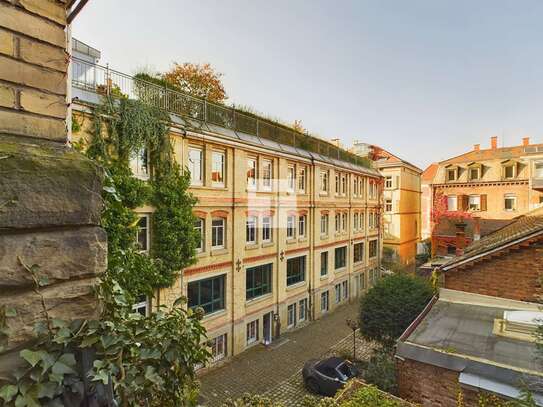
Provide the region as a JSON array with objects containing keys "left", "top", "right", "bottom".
[{"left": 361, "top": 348, "right": 397, "bottom": 394}]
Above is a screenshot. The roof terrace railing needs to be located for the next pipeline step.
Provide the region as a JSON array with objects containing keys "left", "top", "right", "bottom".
[{"left": 71, "top": 57, "right": 371, "bottom": 169}]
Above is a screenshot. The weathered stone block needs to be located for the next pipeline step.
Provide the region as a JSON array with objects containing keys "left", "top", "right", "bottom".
[
  {"left": 0, "top": 29, "right": 13, "bottom": 56},
  {"left": 0, "top": 55, "right": 67, "bottom": 95},
  {"left": 18, "top": 0, "right": 67, "bottom": 26},
  {"left": 0, "top": 226, "right": 106, "bottom": 288},
  {"left": 0, "top": 84, "right": 15, "bottom": 108},
  {"left": 0, "top": 136, "right": 103, "bottom": 229},
  {"left": 0, "top": 2, "right": 65, "bottom": 48},
  {"left": 0, "top": 278, "right": 98, "bottom": 355},
  {"left": 0, "top": 110, "right": 66, "bottom": 141},
  {"left": 19, "top": 35, "right": 67, "bottom": 72},
  {"left": 20, "top": 88, "right": 67, "bottom": 119}
]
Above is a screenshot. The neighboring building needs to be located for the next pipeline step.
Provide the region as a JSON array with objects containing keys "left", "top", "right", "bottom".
[
  {"left": 426, "top": 136, "right": 543, "bottom": 256},
  {"left": 397, "top": 289, "right": 543, "bottom": 406},
  {"left": 420, "top": 163, "right": 437, "bottom": 240},
  {"left": 70, "top": 49, "right": 384, "bottom": 366},
  {"left": 351, "top": 142, "right": 422, "bottom": 267}
]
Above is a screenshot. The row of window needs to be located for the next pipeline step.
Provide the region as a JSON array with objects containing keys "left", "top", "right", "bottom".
[
  {"left": 446, "top": 194, "right": 517, "bottom": 212},
  {"left": 446, "top": 163, "right": 519, "bottom": 182}
]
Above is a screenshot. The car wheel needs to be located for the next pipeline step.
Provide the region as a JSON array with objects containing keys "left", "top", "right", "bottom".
[{"left": 304, "top": 377, "right": 320, "bottom": 394}]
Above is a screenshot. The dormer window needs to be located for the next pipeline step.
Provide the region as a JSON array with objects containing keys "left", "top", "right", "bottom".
[
  {"left": 469, "top": 167, "right": 480, "bottom": 181},
  {"left": 446, "top": 168, "right": 458, "bottom": 182},
  {"left": 502, "top": 160, "right": 517, "bottom": 179}
]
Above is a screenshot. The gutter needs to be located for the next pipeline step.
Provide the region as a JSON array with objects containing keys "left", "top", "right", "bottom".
[{"left": 398, "top": 295, "right": 438, "bottom": 342}]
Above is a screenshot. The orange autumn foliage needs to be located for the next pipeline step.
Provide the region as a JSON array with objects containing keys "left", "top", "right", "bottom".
[{"left": 163, "top": 62, "right": 227, "bottom": 103}]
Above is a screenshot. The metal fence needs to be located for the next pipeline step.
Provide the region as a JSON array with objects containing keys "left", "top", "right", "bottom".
[{"left": 71, "top": 57, "right": 370, "bottom": 168}]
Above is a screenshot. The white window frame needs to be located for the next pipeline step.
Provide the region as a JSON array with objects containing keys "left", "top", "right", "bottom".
[
  {"left": 535, "top": 161, "right": 543, "bottom": 179},
  {"left": 194, "top": 218, "right": 204, "bottom": 253},
  {"left": 335, "top": 213, "right": 341, "bottom": 233},
  {"left": 129, "top": 147, "right": 150, "bottom": 180},
  {"left": 209, "top": 334, "right": 227, "bottom": 363},
  {"left": 247, "top": 157, "right": 257, "bottom": 189},
  {"left": 354, "top": 213, "right": 359, "bottom": 230},
  {"left": 287, "top": 303, "right": 297, "bottom": 328},
  {"left": 321, "top": 290, "right": 329, "bottom": 312},
  {"left": 468, "top": 195, "right": 481, "bottom": 211},
  {"left": 447, "top": 195, "right": 458, "bottom": 211},
  {"left": 188, "top": 146, "right": 203, "bottom": 186},
  {"left": 385, "top": 176, "right": 393, "bottom": 189},
  {"left": 298, "top": 214, "right": 306, "bottom": 238},
  {"left": 262, "top": 159, "right": 272, "bottom": 191},
  {"left": 342, "top": 280, "right": 348, "bottom": 300},
  {"left": 504, "top": 164, "right": 515, "bottom": 179},
  {"left": 298, "top": 167, "right": 306, "bottom": 193},
  {"left": 132, "top": 294, "right": 148, "bottom": 316},
  {"left": 262, "top": 216, "right": 272, "bottom": 242},
  {"left": 335, "top": 283, "right": 341, "bottom": 304},
  {"left": 341, "top": 175, "right": 346, "bottom": 195},
  {"left": 447, "top": 168, "right": 457, "bottom": 181},
  {"left": 320, "top": 169, "right": 329, "bottom": 193},
  {"left": 335, "top": 174, "right": 340, "bottom": 195},
  {"left": 246, "top": 320, "right": 259, "bottom": 345},
  {"left": 246, "top": 215, "right": 257, "bottom": 244},
  {"left": 287, "top": 165, "right": 295, "bottom": 192},
  {"left": 299, "top": 298, "right": 307, "bottom": 322},
  {"left": 287, "top": 215, "right": 296, "bottom": 239},
  {"left": 385, "top": 199, "right": 393, "bottom": 213},
  {"left": 469, "top": 167, "right": 480, "bottom": 181},
  {"left": 504, "top": 194, "right": 517, "bottom": 211},
  {"left": 211, "top": 151, "right": 225, "bottom": 187},
  {"left": 136, "top": 214, "right": 150, "bottom": 253},
  {"left": 321, "top": 214, "right": 329, "bottom": 235},
  {"left": 341, "top": 212, "right": 347, "bottom": 232},
  {"left": 212, "top": 217, "right": 225, "bottom": 249}
]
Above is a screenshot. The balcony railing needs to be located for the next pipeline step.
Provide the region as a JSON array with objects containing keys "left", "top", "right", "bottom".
[{"left": 71, "top": 57, "right": 371, "bottom": 169}]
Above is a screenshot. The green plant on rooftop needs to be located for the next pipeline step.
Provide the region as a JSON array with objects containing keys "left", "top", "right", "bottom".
[{"left": 359, "top": 274, "right": 433, "bottom": 350}]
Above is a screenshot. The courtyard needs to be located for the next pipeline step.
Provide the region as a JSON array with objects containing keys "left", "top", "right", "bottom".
[{"left": 198, "top": 302, "right": 375, "bottom": 406}]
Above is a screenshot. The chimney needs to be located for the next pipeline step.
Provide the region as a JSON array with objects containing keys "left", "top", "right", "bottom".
[
  {"left": 455, "top": 221, "right": 467, "bottom": 256},
  {"left": 473, "top": 217, "right": 481, "bottom": 241},
  {"left": 474, "top": 144, "right": 480, "bottom": 151},
  {"left": 491, "top": 136, "right": 498, "bottom": 150},
  {"left": 522, "top": 137, "right": 530, "bottom": 147}
]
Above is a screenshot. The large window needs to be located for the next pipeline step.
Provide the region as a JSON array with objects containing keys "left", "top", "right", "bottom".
[
  {"left": 287, "top": 215, "right": 296, "bottom": 239},
  {"left": 287, "top": 303, "right": 297, "bottom": 327},
  {"left": 129, "top": 147, "right": 149, "bottom": 180},
  {"left": 212, "top": 218, "right": 225, "bottom": 249},
  {"left": 342, "top": 280, "right": 348, "bottom": 300},
  {"left": 212, "top": 151, "right": 225, "bottom": 186},
  {"left": 335, "top": 283, "right": 341, "bottom": 303},
  {"left": 354, "top": 177, "right": 359, "bottom": 196},
  {"left": 353, "top": 242, "right": 364, "bottom": 263},
  {"left": 262, "top": 159, "right": 272, "bottom": 190},
  {"left": 335, "top": 213, "right": 341, "bottom": 233},
  {"left": 504, "top": 164, "right": 515, "bottom": 179},
  {"left": 321, "top": 290, "right": 329, "bottom": 312},
  {"left": 320, "top": 169, "right": 329, "bottom": 192},
  {"left": 335, "top": 174, "right": 340, "bottom": 195},
  {"left": 385, "top": 176, "right": 393, "bottom": 189},
  {"left": 469, "top": 167, "right": 480, "bottom": 180},
  {"left": 299, "top": 167, "right": 306, "bottom": 192},
  {"left": 287, "top": 255, "right": 306, "bottom": 286},
  {"left": 299, "top": 298, "right": 307, "bottom": 322},
  {"left": 262, "top": 216, "right": 272, "bottom": 242},
  {"left": 287, "top": 165, "right": 295, "bottom": 191},
  {"left": 247, "top": 158, "right": 257, "bottom": 189},
  {"left": 246, "top": 320, "right": 259, "bottom": 344},
  {"left": 246, "top": 216, "right": 257, "bottom": 244},
  {"left": 341, "top": 175, "right": 347, "bottom": 195},
  {"left": 188, "top": 147, "right": 203, "bottom": 185},
  {"left": 369, "top": 240, "right": 378, "bottom": 258},
  {"left": 504, "top": 194, "right": 517, "bottom": 211},
  {"left": 194, "top": 218, "right": 204, "bottom": 252},
  {"left": 335, "top": 246, "right": 347, "bottom": 269},
  {"left": 188, "top": 275, "right": 225, "bottom": 314},
  {"left": 246, "top": 263, "right": 272, "bottom": 300},
  {"left": 468, "top": 195, "right": 481, "bottom": 211},
  {"left": 354, "top": 213, "right": 359, "bottom": 230},
  {"left": 136, "top": 214, "right": 150, "bottom": 253},
  {"left": 447, "top": 195, "right": 458, "bottom": 211},
  {"left": 298, "top": 215, "right": 306, "bottom": 238},
  {"left": 132, "top": 294, "right": 148, "bottom": 316},
  {"left": 342, "top": 212, "right": 347, "bottom": 231},
  {"left": 320, "top": 251, "right": 328, "bottom": 276},
  {"left": 385, "top": 199, "right": 392, "bottom": 213},
  {"left": 321, "top": 214, "right": 329, "bottom": 235},
  {"left": 209, "top": 334, "right": 227, "bottom": 363},
  {"left": 447, "top": 168, "right": 457, "bottom": 181}
]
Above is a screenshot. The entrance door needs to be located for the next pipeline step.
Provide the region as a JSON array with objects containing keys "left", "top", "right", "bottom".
[{"left": 263, "top": 312, "right": 273, "bottom": 345}]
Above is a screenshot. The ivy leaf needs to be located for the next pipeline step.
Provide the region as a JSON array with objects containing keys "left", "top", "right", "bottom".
[
  {"left": 5, "top": 307, "right": 17, "bottom": 317},
  {"left": 37, "top": 275, "right": 49, "bottom": 287},
  {"left": 144, "top": 366, "right": 163, "bottom": 386},
  {"left": 79, "top": 335, "right": 99, "bottom": 348},
  {"left": 20, "top": 350, "right": 41, "bottom": 368},
  {"left": 140, "top": 348, "right": 160, "bottom": 360},
  {"left": 172, "top": 296, "right": 186, "bottom": 308},
  {"left": 14, "top": 394, "right": 26, "bottom": 407},
  {"left": 93, "top": 370, "right": 109, "bottom": 385},
  {"left": 40, "top": 352, "right": 56, "bottom": 375},
  {"left": 0, "top": 384, "right": 18, "bottom": 402},
  {"left": 37, "top": 382, "right": 58, "bottom": 399},
  {"left": 51, "top": 354, "right": 77, "bottom": 376}
]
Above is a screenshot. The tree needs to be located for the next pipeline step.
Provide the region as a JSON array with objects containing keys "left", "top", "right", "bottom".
[
  {"left": 359, "top": 274, "right": 433, "bottom": 348},
  {"left": 163, "top": 62, "right": 227, "bottom": 103},
  {"left": 292, "top": 119, "right": 306, "bottom": 134}
]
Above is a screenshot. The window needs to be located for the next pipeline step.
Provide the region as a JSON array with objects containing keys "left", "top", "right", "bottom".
[
  {"left": 246, "top": 320, "right": 259, "bottom": 345},
  {"left": 287, "top": 215, "right": 296, "bottom": 239},
  {"left": 447, "top": 169, "right": 457, "bottom": 181},
  {"left": 287, "top": 165, "right": 295, "bottom": 192},
  {"left": 342, "top": 280, "right": 348, "bottom": 300},
  {"left": 299, "top": 167, "right": 306, "bottom": 192},
  {"left": 447, "top": 195, "right": 458, "bottom": 211},
  {"left": 469, "top": 167, "right": 480, "bottom": 180},
  {"left": 321, "top": 291, "right": 329, "bottom": 312},
  {"left": 341, "top": 175, "right": 346, "bottom": 195},
  {"left": 129, "top": 147, "right": 149, "bottom": 180},
  {"left": 353, "top": 242, "right": 364, "bottom": 263},
  {"left": 286, "top": 256, "right": 306, "bottom": 286},
  {"left": 247, "top": 158, "right": 257, "bottom": 189},
  {"left": 209, "top": 334, "right": 227, "bottom": 363},
  {"left": 385, "top": 199, "right": 392, "bottom": 213},
  {"left": 335, "top": 246, "right": 347, "bottom": 269},
  {"left": 504, "top": 194, "right": 517, "bottom": 211},
  {"left": 287, "top": 303, "right": 297, "bottom": 327},
  {"left": 212, "top": 218, "right": 225, "bottom": 249},
  {"left": 359, "top": 273, "right": 366, "bottom": 291},
  {"left": 369, "top": 240, "right": 378, "bottom": 258},
  {"left": 262, "top": 216, "right": 272, "bottom": 242},
  {"left": 369, "top": 211, "right": 374, "bottom": 229},
  {"left": 299, "top": 298, "right": 308, "bottom": 322},
  {"left": 246, "top": 216, "right": 257, "bottom": 244},
  {"left": 320, "top": 169, "right": 329, "bottom": 192},
  {"left": 536, "top": 162, "right": 543, "bottom": 179},
  {"left": 194, "top": 218, "right": 204, "bottom": 252},
  {"left": 354, "top": 213, "right": 359, "bottom": 230},
  {"left": 320, "top": 251, "right": 328, "bottom": 276},
  {"left": 262, "top": 159, "right": 272, "bottom": 190},
  {"left": 359, "top": 212, "right": 365, "bottom": 231},
  {"left": 188, "top": 275, "right": 225, "bottom": 314},
  {"left": 321, "top": 214, "right": 329, "bottom": 235},
  {"left": 335, "top": 283, "right": 341, "bottom": 303},
  {"left": 188, "top": 147, "right": 203, "bottom": 185},
  {"left": 335, "top": 174, "right": 340, "bottom": 194},
  {"left": 359, "top": 179, "right": 364, "bottom": 197},
  {"left": 298, "top": 215, "right": 306, "bottom": 238},
  {"left": 341, "top": 213, "right": 347, "bottom": 231},
  {"left": 132, "top": 294, "right": 148, "bottom": 316},
  {"left": 212, "top": 151, "right": 225, "bottom": 185},
  {"left": 136, "top": 214, "right": 150, "bottom": 253},
  {"left": 246, "top": 263, "right": 272, "bottom": 300},
  {"left": 468, "top": 195, "right": 481, "bottom": 211},
  {"left": 385, "top": 176, "right": 393, "bottom": 189},
  {"left": 504, "top": 165, "right": 515, "bottom": 179},
  {"left": 354, "top": 178, "right": 359, "bottom": 196}
]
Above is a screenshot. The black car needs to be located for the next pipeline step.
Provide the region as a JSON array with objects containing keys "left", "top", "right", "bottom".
[{"left": 302, "top": 356, "right": 357, "bottom": 396}]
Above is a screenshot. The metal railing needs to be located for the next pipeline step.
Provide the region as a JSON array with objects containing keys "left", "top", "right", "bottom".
[{"left": 71, "top": 57, "right": 371, "bottom": 169}]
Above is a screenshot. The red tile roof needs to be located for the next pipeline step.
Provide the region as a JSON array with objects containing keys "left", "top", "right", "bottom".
[
  {"left": 422, "top": 163, "right": 438, "bottom": 182},
  {"left": 440, "top": 144, "right": 543, "bottom": 165}
]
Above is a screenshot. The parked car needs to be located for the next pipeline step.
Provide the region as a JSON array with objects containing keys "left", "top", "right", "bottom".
[{"left": 302, "top": 356, "right": 357, "bottom": 396}]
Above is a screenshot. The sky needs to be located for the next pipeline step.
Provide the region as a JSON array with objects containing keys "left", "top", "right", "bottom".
[{"left": 73, "top": 0, "right": 543, "bottom": 170}]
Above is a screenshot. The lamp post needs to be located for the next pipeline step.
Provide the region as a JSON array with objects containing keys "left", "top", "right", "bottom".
[{"left": 346, "top": 318, "right": 358, "bottom": 361}]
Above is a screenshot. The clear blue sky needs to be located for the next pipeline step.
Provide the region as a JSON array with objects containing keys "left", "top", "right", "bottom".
[{"left": 73, "top": 0, "right": 543, "bottom": 169}]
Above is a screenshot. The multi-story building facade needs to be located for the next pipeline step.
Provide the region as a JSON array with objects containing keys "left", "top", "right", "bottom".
[
  {"left": 70, "top": 45, "right": 384, "bottom": 365},
  {"left": 351, "top": 143, "right": 422, "bottom": 267},
  {"left": 426, "top": 136, "right": 543, "bottom": 255}
]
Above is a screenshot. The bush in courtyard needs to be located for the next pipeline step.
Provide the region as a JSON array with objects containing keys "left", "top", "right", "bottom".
[
  {"left": 361, "top": 348, "right": 397, "bottom": 394},
  {"left": 359, "top": 274, "right": 433, "bottom": 349}
]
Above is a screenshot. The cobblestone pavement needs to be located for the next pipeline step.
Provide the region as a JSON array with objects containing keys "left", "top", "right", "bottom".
[{"left": 198, "top": 302, "right": 375, "bottom": 406}]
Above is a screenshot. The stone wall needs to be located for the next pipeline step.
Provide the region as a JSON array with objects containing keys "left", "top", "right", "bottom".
[
  {"left": 444, "top": 241, "right": 543, "bottom": 303},
  {"left": 0, "top": 0, "right": 105, "bottom": 380}
]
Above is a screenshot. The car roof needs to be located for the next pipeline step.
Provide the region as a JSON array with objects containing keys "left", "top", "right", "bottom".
[{"left": 317, "top": 357, "right": 344, "bottom": 369}]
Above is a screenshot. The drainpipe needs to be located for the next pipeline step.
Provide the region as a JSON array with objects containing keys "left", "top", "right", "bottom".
[{"left": 230, "top": 150, "right": 236, "bottom": 355}]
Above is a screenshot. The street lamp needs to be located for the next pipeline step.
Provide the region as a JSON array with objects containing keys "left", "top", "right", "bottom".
[{"left": 345, "top": 318, "right": 359, "bottom": 361}]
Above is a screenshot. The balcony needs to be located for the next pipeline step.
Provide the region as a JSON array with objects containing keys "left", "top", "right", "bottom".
[{"left": 71, "top": 57, "right": 372, "bottom": 170}]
